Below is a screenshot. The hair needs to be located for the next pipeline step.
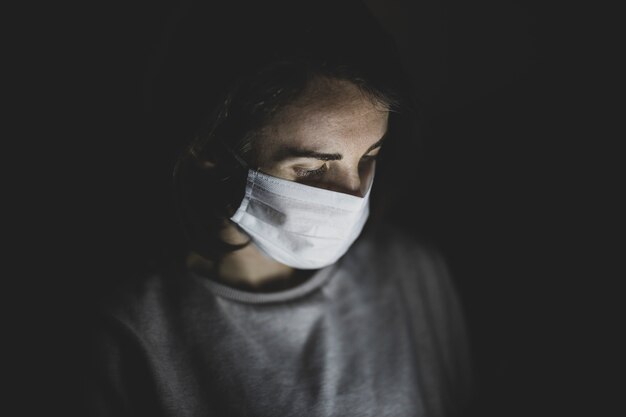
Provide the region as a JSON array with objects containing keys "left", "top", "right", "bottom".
[{"left": 149, "top": 0, "right": 421, "bottom": 266}]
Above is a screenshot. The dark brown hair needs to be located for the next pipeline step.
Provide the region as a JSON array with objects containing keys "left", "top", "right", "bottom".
[{"left": 156, "top": 0, "right": 420, "bottom": 265}]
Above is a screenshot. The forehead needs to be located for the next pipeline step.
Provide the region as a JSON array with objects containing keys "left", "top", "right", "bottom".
[{"left": 258, "top": 77, "right": 389, "bottom": 150}]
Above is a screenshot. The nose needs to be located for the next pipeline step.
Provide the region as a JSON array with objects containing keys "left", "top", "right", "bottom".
[
  {"left": 322, "top": 165, "right": 373, "bottom": 198},
  {"left": 332, "top": 175, "right": 363, "bottom": 197}
]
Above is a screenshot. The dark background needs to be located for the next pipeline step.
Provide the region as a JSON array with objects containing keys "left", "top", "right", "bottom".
[
  {"left": 365, "top": 2, "right": 613, "bottom": 415},
  {"left": 18, "top": 0, "right": 617, "bottom": 416}
]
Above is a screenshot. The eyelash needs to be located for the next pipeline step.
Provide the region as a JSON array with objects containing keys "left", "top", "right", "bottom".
[
  {"left": 295, "top": 164, "right": 328, "bottom": 178},
  {"left": 295, "top": 155, "right": 378, "bottom": 178}
]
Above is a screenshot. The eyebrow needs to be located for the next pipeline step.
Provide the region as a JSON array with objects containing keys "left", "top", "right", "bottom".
[{"left": 274, "top": 131, "right": 389, "bottom": 162}]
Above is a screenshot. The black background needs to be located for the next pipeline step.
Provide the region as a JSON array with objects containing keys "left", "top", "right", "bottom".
[{"left": 14, "top": 1, "right": 618, "bottom": 416}]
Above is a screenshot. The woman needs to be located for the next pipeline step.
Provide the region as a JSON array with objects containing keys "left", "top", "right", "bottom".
[{"left": 84, "top": 1, "right": 472, "bottom": 416}]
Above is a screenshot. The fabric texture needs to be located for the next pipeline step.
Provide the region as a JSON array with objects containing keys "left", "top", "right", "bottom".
[
  {"left": 230, "top": 169, "right": 373, "bottom": 269},
  {"left": 83, "top": 222, "right": 472, "bottom": 417}
]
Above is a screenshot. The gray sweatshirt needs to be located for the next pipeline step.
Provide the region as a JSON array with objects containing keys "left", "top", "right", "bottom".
[{"left": 84, "top": 223, "right": 472, "bottom": 417}]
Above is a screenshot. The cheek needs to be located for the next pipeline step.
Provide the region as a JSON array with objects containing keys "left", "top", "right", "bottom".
[
  {"left": 359, "top": 160, "right": 377, "bottom": 187},
  {"left": 250, "top": 133, "right": 282, "bottom": 166},
  {"left": 257, "top": 163, "right": 298, "bottom": 181},
  {"left": 359, "top": 156, "right": 377, "bottom": 172}
]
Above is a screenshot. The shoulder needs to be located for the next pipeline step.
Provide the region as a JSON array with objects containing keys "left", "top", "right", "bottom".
[
  {"left": 93, "top": 272, "right": 167, "bottom": 320},
  {"left": 88, "top": 264, "right": 207, "bottom": 338},
  {"left": 357, "top": 220, "right": 449, "bottom": 276},
  {"left": 367, "top": 223, "right": 474, "bottom": 414},
  {"left": 353, "top": 221, "right": 463, "bottom": 314}
]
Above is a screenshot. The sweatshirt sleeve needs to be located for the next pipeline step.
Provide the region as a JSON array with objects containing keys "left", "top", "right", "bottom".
[
  {"left": 82, "top": 314, "right": 164, "bottom": 417},
  {"left": 390, "top": 231, "right": 474, "bottom": 417},
  {"left": 428, "top": 246, "right": 474, "bottom": 415}
]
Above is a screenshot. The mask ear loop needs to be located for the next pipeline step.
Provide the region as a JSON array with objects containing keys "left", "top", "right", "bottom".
[
  {"left": 216, "top": 139, "right": 260, "bottom": 245},
  {"left": 216, "top": 139, "right": 266, "bottom": 200}
]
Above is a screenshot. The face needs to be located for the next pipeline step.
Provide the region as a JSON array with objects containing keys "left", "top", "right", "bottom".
[{"left": 252, "top": 77, "right": 389, "bottom": 197}]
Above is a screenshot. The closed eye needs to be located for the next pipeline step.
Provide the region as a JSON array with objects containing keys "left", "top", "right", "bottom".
[{"left": 294, "top": 163, "right": 328, "bottom": 178}]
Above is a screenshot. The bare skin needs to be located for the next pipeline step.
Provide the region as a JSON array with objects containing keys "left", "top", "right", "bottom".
[{"left": 187, "top": 76, "right": 390, "bottom": 292}]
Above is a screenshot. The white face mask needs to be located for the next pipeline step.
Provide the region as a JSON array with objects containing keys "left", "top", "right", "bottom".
[{"left": 230, "top": 168, "right": 373, "bottom": 269}]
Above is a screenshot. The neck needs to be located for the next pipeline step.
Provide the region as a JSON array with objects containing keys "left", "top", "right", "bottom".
[
  {"left": 219, "top": 243, "right": 296, "bottom": 284},
  {"left": 186, "top": 223, "right": 314, "bottom": 292}
]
